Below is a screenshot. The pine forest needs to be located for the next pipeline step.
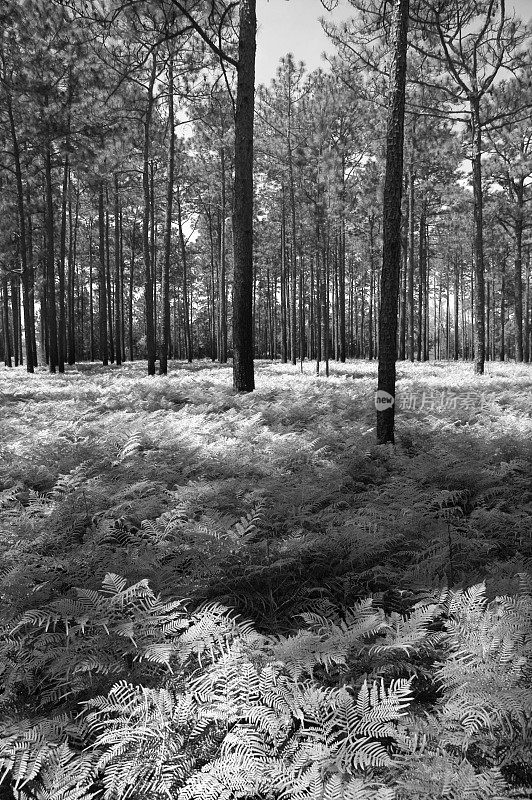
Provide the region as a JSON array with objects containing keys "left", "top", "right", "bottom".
[{"left": 0, "top": 0, "right": 531, "bottom": 798}]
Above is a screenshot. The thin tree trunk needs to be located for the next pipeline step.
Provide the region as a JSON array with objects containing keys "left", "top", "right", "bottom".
[
  {"left": 98, "top": 183, "right": 108, "bottom": 365},
  {"left": 89, "top": 220, "right": 95, "bottom": 361},
  {"left": 500, "top": 259, "right": 506, "bottom": 361},
  {"left": 219, "top": 149, "right": 228, "bottom": 363},
  {"left": 407, "top": 165, "right": 415, "bottom": 362},
  {"left": 26, "top": 195, "right": 37, "bottom": 366},
  {"left": 524, "top": 247, "right": 530, "bottom": 362},
  {"left": 6, "top": 92, "right": 34, "bottom": 372},
  {"left": 2, "top": 277, "right": 12, "bottom": 367},
  {"left": 176, "top": 175, "right": 192, "bottom": 362},
  {"left": 160, "top": 52, "right": 175, "bottom": 375},
  {"left": 486, "top": 278, "right": 490, "bottom": 361},
  {"left": 280, "top": 195, "right": 288, "bottom": 363},
  {"left": 144, "top": 53, "right": 157, "bottom": 375},
  {"left": 514, "top": 179, "right": 524, "bottom": 361},
  {"left": 114, "top": 172, "right": 122, "bottom": 366},
  {"left": 58, "top": 157, "right": 69, "bottom": 372},
  {"left": 44, "top": 146, "right": 58, "bottom": 372},
  {"left": 324, "top": 242, "right": 330, "bottom": 376},
  {"left": 368, "top": 216, "right": 375, "bottom": 360},
  {"left": 105, "top": 201, "right": 115, "bottom": 363},
  {"left": 288, "top": 151, "right": 297, "bottom": 367},
  {"left": 10, "top": 276, "right": 20, "bottom": 366},
  {"left": 454, "top": 259, "right": 459, "bottom": 360},
  {"left": 445, "top": 265, "right": 450, "bottom": 359},
  {"left": 68, "top": 182, "right": 79, "bottom": 364},
  {"left": 129, "top": 221, "right": 137, "bottom": 362},
  {"left": 469, "top": 95, "right": 486, "bottom": 374},
  {"left": 416, "top": 202, "right": 425, "bottom": 361}
]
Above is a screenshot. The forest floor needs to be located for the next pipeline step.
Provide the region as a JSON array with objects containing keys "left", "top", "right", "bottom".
[{"left": 2, "top": 358, "right": 531, "bottom": 628}]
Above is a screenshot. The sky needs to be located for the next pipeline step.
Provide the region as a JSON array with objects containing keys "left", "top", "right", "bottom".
[{"left": 255, "top": 0, "right": 532, "bottom": 85}]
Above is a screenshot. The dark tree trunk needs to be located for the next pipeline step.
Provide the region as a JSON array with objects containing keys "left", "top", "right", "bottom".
[
  {"left": 44, "top": 147, "right": 58, "bottom": 373},
  {"left": 454, "top": 259, "right": 459, "bottom": 360},
  {"left": 129, "top": 221, "right": 137, "bottom": 362},
  {"left": 105, "top": 202, "right": 115, "bottom": 363},
  {"left": 232, "top": 0, "right": 256, "bottom": 392},
  {"left": 160, "top": 52, "right": 175, "bottom": 375},
  {"left": 176, "top": 176, "right": 192, "bottom": 362},
  {"left": 114, "top": 172, "right": 122, "bottom": 366},
  {"left": 2, "top": 277, "right": 12, "bottom": 367},
  {"left": 58, "top": 157, "right": 69, "bottom": 373},
  {"left": 417, "top": 201, "right": 425, "bottom": 361},
  {"left": 11, "top": 276, "right": 20, "bottom": 366},
  {"left": 67, "top": 183, "right": 79, "bottom": 364},
  {"left": 407, "top": 166, "right": 415, "bottom": 362},
  {"left": 218, "top": 148, "right": 228, "bottom": 363},
  {"left": 524, "top": 248, "right": 530, "bottom": 362},
  {"left": 98, "top": 182, "right": 109, "bottom": 365},
  {"left": 368, "top": 216, "right": 375, "bottom": 360},
  {"left": 89, "top": 220, "right": 95, "bottom": 361},
  {"left": 376, "top": 0, "right": 409, "bottom": 444},
  {"left": 500, "top": 259, "right": 506, "bottom": 361},
  {"left": 514, "top": 179, "right": 524, "bottom": 362},
  {"left": 26, "top": 193, "right": 38, "bottom": 366},
  {"left": 486, "top": 278, "right": 490, "bottom": 361},
  {"left": 280, "top": 196, "right": 288, "bottom": 363},
  {"left": 469, "top": 95, "right": 486, "bottom": 374},
  {"left": 144, "top": 54, "right": 157, "bottom": 375},
  {"left": 6, "top": 91, "right": 34, "bottom": 372}
]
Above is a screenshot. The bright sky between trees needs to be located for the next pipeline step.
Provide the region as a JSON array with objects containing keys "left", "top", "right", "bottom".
[{"left": 255, "top": 0, "right": 532, "bottom": 85}]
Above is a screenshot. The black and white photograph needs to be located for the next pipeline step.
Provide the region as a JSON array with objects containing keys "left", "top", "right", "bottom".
[{"left": 1, "top": 0, "right": 531, "bottom": 797}]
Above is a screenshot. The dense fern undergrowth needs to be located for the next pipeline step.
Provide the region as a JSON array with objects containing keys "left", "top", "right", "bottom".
[{"left": 0, "top": 359, "right": 531, "bottom": 800}]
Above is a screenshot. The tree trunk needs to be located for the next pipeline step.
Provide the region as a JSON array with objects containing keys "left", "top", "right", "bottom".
[
  {"left": 486, "top": 278, "right": 490, "bottom": 361},
  {"left": 232, "top": 0, "right": 256, "bottom": 392},
  {"left": 26, "top": 192, "right": 38, "bottom": 366},
  {"left": 524, "top": 248, "right": 530, "bottom": 362},
  {"left": 176, "top": 175, "right": 192, "bottom": 362},
  {"left": 469, "top": 95, "right": 486, "bottom": 374},
  {"left": 98, "top": 182, "right": 109, "bottom": 365},
  {"left": 368, "top": 216, "right": 375, "bottom": 360},
  {"left": 129, "top": 221, "right": 137, "bottom": 362},
  {"left": 514, "top": 179, "right": 524, "bottom": 362},
  {"left": 2, "top": 277, "right": 12, "bottom": 367},
  {"left": 218, "top": 148, "right": 228, "bottom": 363},
  {"left": 280, "top": 196, "right": 288, "bottom": 363},
  {"left": 144, "top": 54, "right": 157, "bottom": 375},
  {"left": 68, "top": 183, "right": 79, "bottom": 364},
  {"left": 288, "top": 133, "right": 298, "bottom": 366},
  {"left": 44, "top": 146, "right": 58, "bottom": 372},
  {"left": 407, "top": 165, "right": 415, "bottom": 362},
  {"left": 10, "top": 276, "right": 20, "bottom": 366},
  {"left": 114, "top": 172, "right": 122, "bottom": 366},
  {"left": 58, "top": 157, "right": 69, "bottom": 372},
  {"left": 500, "top": 259, "right": 506, "bottom": 361},
  {"left": 160, "top": 53, "right": 175, "bottom": 375},
  {"left": 105, "top": 202, "right": 115, "bottom": 363},
  {"left": 376, "top": 0, "right": 409, "bottom": 444},
  {"left": 416, "top": 202, "right": 425, "bottom": 361},
  {"left": 454, "top": 259, "right": 459, "bottom": 360},
  {"left": 6, "top": 91, "right": 34, "bottom": 372},
  {"left": 89, "top": 220, "right": 95, "bottom": 361}
]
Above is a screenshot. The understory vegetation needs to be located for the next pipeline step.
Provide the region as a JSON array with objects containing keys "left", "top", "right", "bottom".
[{"left": 1, "top": 360, "right": 531, "bottom": 799}]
